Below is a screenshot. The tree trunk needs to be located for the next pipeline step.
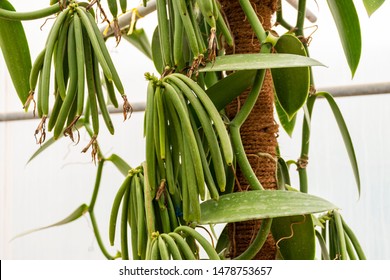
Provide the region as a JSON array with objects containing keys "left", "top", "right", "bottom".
[{"left": 219, "top": 0, "right": 279, "bottom": 260}]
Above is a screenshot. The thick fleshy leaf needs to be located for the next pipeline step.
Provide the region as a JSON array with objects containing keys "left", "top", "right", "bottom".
[
  {"left": 199, "top": 190, "right": 337, "bottom": 224},
  {"left": 317, "top": 91, "right": 361, "bottom": 196},
  {"left": 206, "top": 70, "right": 256, "bottom": 111},
  {"left": 327, "top": 0, "right": 361, "bottom": 76},
  {"left": 106, "top": 153, "right": 131, "bottom": 176},
  {"left": 363, "top": 0, "right": 385, "bottom": 16},
  {"left": 215, "top": 225, "right": 229, "bottom": 254},
  {"left": 122, "top": 28, "right": 152, "bottom": 59},
  {"left": 271, "top": 214, "right": 315, "bottom": 260},
  {"left": 199, "top": 53, "right": 324, "bottom": 72},
  {"left": 151, "top": 26, "right": 163, "bottom": 74},
  {"left": 12, "top": 204, "right": 89, "bottom": 240},
  {"left": 277, "top": 157, "right": 291, "bottom": 190},
  {"left": 0, "top": 0, "right": 32, "bottom": 106},
  {"left": 272, "top": 34, "right": 310, "bottom": 119},
  {"left": 275, "top": 94, "right": 297, "bottom": 137}
]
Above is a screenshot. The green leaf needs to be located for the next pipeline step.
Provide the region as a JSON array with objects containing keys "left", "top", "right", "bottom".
[
  {"left": 275, "top": 94, "right": 297, "bottom": 137},
  {"left": 206, "top": 70, "right": 256, "bottom": 111},
  {"left": 106, "top": 153, "right": 131, "bottom": 176},
  {"left": 271, "top": 214, "right": 315, "bottom": 260},
  {"left": 27, "top": 136, "right": 56, "bottom": 164},
  {"left": 363, "top": 0, "right": 385, "bottom": 16},
  {"left": 11, "top": 204, "right": 89, "bottom": 240},
  {"left": 327, "top": 0, "right": 361, "bottom": 76},
  {"left": 122, "top": 28, "right": 152, "bottom": 59},
  {"left": 277, "top": 157, "right": 291, "bottom": 190},
  {"left": 199, "top": 53, "right": 324, "bottom": 72},
  {"left": 0, "top": 0, "right": 32, "bottom": 106},
  {"left": 317, "top": 91, "right": 361, "bottom": 196},
  {"left": 215, "top": 225, "right": 229, "bottom": 254},
  {"left": 199, "top": 190, "right": 337, "bottom": 224},
  {"left": 151, "top": 26, "right": 164, "bottom": 74},
  {"left": 271, "top": 34, "right": 310, "bottom": 119}
]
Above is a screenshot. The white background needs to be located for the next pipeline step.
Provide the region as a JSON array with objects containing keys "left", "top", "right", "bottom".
[{"left": 1, "top": 0, "right": 390, "bottom": 259}]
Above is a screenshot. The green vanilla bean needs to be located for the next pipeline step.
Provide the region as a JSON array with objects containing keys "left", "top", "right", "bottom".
[
  {"left": 0, "top": 3, "right": 61, "bottom": 20},
  {"left": 120, "top": 186, "right": 131, "bottom": 259},
  {"left": 333, "top": 210, "right": 347, "bottom": 260},
  {"left": 315, "top": 230, "right": 330, "bottom": 260},
  {"left": 142, "top": 162, "right": 156, "bottom": 236},
  {"left": 344, "top": 231, "right": 357, "bottom": 260},
  {"left": 341, "top": 216, "right": 366, "bottom": 260}
]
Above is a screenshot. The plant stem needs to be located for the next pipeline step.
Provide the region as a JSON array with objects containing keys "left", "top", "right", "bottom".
[
  {"left": 231, "top": 70, "right": 266, "bottom": 127},
  {"left": 230, "top": 70, "right": 266, "bottom": 191},
  {"left": 239, "top": 0, "right": 267, "bottom": 42},
  {"left": 88, "top": 159, "right": 105, "bottom": 211},
  {"left": 86, "top": 159, "right": 116, "bottom": 259},
  {"left": 89, "top": 211, "right": 115, "bottom": 259},
  {"left": 298, "top": 95, "right": 316, "bottom": 193},
  {"left": 276, "top": 0, "right": 294, "bottom": 31},
  {"left": 295, "top": 0, "right": 307, "bottom": 35},
  {"left": 230, "top": 126, "right": 263, "bottom": 190},
  {"left": 234, "top": 218, "right": 272, "bottom": 260}
]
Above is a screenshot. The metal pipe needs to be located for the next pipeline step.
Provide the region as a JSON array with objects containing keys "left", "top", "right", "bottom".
[
  {"left": 285, "top": 0, "right": 318, "bottom": 23},
  {"left": 0, "top": 101, "right": 147, "bottom": 122},
  {"left": 99, "top": 0, "right": 157, "bottom": 37},
  {"left": 2, "top": 82, "right": 390, "bottom": 122},
  {"left": 318, "top": 82, "right": 390, "bottom": 98}
]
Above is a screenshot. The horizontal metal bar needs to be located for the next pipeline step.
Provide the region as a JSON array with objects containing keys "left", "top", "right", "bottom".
[
  {"left": 318, "top": 82, "right": 390, "bottom": 98},
  {"left": 99, "top": 0, "right": 157, "bottom": 37},
  {"left": 284, "top": 0, "right": 318, "bottom": 23},
  {"left": 2, "top": 82, "right": 390, "bottom": 123},
  {"left": 0, "top": 101, "right": 146, "bottom": 123}
]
